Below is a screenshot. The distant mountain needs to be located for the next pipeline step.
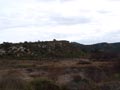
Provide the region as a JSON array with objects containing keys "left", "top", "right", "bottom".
[{"left": 0, "top": 40, "right": 120, "bottom": 60}]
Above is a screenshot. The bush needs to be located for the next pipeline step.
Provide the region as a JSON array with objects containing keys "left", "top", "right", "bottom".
[
  {"left": 30, "top": 78, "right": 61, "bottom": 90},
  {"left": 65, "top": 74, "right": 98, "bottom": 90}
]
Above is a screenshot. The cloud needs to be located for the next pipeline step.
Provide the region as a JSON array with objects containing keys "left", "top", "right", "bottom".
[
  {"left": 50, "top": 15, "right": 91, "bottom": 25},
  {"left": 97, "top": 10, "right": 110, "bottom": 14},
  {"left": 108, "top": 0, "right": 120, "bottom": 1},
  {"left": 0, "top": 0, "right": 120, "bottom": 44},
  {"left": 36, "top": 0, "right": 73, "bottom": 2}
]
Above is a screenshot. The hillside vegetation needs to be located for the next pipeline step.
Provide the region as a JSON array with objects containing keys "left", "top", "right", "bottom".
[{"left": 0, "top": 40, "right": 119, "bottom": 60}]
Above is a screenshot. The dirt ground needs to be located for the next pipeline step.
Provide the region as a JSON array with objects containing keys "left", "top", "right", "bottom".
[{"left": 0, "top": 59, "right": 119, "bottom": 85}]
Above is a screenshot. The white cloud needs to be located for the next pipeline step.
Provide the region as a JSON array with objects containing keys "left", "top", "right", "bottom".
[{"left": 0, "top": 0, "right": 120, "bottom": 44}]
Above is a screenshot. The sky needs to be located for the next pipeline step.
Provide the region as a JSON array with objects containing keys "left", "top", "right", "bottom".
[{"left": 0, "top": 0, "right": 120, "bottom": 44}]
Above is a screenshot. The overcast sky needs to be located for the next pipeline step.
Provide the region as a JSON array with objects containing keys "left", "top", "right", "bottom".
[{"left": 0, "top": 0, "right": 120, "bottom": 44}]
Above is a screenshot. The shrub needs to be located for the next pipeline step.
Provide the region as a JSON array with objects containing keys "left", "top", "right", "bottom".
[
  {"left": 30, "top": 78, "right": 61, "bottom": 90},
  {"left": 65, "top": 74, "right": 98, "bottom": 90}
]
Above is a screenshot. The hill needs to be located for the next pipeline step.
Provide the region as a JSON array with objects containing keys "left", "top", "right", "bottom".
[{"left": 0, "top": 40, "right": 120, "bottom": 60}]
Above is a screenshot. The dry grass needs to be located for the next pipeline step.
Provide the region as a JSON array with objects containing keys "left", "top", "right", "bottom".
[
  {"left": 0, "top": 70, "right": 29, "bottom": 90},
  {"left": 0, "top": 59, "right": 119, "bottom": 90}
]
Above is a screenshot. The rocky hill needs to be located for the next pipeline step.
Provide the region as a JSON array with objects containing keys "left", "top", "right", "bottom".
[
  {"left": 0, "top": 40, "right": 83, "bottom": 59},
  {"left": 0, "top": 40, "right": 120, "bottom": 60}
]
